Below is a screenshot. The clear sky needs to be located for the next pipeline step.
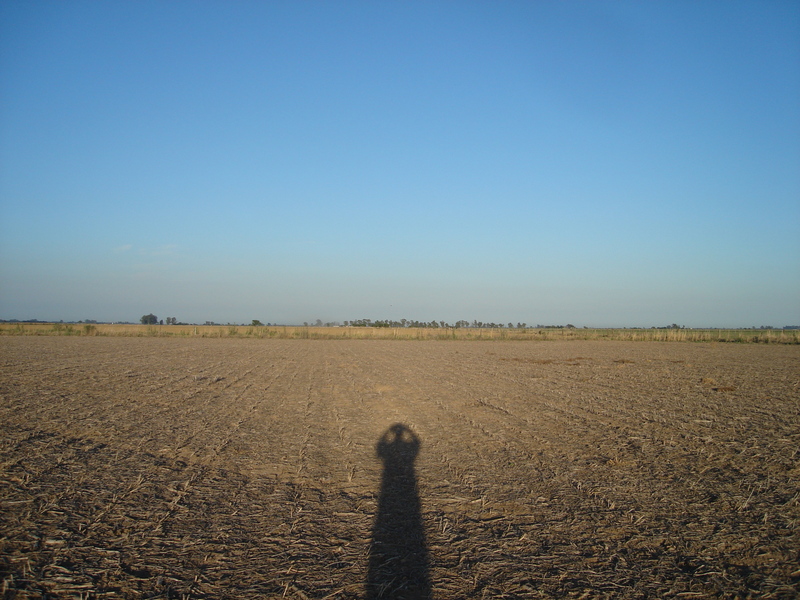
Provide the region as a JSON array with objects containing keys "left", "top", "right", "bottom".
[{"left": 1, "top": 1, "right": 798, "bottom": 327}]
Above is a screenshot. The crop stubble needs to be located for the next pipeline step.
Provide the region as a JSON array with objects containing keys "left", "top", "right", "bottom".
[{"left": 0, "top": 337, "right": 798, "bottom": 599}]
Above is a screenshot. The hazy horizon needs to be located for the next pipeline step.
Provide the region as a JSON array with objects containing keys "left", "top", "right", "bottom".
[
  {"left": 2, "top": 2, "right": 799, "bottom": 329},
  {"left": 2, "top": 316, "right": 798, "bottom": 331}
]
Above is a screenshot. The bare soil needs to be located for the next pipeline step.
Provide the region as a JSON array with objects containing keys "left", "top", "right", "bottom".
[{"left": 1, "top": 337, "right": 798, "bottom": 599}]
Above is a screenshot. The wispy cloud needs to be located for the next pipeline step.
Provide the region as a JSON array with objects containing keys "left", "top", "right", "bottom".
[
  {"left": 142, "top": 244, "right": 178, "bottom": 258},
  {"left": 114, "top": 244, "right": 179, "bottom": 257}
]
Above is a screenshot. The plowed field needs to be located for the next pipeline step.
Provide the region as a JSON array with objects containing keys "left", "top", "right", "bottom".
[{"left": 1, "top": 337, "right": 798, "bottom": 599}]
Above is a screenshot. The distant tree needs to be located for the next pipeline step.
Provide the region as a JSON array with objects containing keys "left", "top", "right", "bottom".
[
  {"left": 315, "top": 319, "right": 323, "bottom": 327},
  {"left": 140, "top": 314, "right": 158, "bottom": 325},
  {"left": 251, "top": 320, "right": 263, "bottom": 327}
]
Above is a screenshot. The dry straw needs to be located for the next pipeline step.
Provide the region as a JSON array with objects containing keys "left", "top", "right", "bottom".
[{"left": 0, "top": 323, "right": 797, "bottom": 343}]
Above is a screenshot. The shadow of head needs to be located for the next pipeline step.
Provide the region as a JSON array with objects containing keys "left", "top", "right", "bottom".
[{"left": 377, "top": 423, "right": 420, "bottom": 468}]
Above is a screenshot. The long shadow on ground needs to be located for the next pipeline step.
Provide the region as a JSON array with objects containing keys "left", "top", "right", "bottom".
[{"left": 367, "top": 424, "right": 430, "bottom": 600}]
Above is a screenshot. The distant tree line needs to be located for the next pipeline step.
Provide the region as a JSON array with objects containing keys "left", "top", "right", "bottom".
[
  {"left": 342, "top": 319, "right": 556, "bottom": 329},
  {"left": 8, "top": 315, "right": 798, "bottom": 330}
]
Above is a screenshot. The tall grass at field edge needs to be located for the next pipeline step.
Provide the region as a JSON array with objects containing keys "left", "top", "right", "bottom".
[{"left": 0, "top": 323, "right": 798, "bottom": 343}]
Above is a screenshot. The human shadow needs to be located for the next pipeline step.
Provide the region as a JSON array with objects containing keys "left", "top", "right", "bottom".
[{"left": 366, "top": 424, "right": 431, "bottom": 600}]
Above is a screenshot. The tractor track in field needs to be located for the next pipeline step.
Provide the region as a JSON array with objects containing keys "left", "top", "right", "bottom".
[{"left": 1, "top": 337, "right": 798, "bottom": 599}]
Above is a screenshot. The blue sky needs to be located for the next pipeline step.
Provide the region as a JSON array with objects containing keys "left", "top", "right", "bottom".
[{"left": 1, "top": 1, "right": 798, "bottom": 327}]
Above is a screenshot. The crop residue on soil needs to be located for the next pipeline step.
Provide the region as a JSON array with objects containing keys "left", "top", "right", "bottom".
[{"left": 1, "top": 337, "right": 798, "bottom": 599}]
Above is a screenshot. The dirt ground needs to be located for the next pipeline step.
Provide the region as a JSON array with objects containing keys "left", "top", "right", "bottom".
[{"left": 1, "top": 337, "right": 798, "bottom": 599}]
